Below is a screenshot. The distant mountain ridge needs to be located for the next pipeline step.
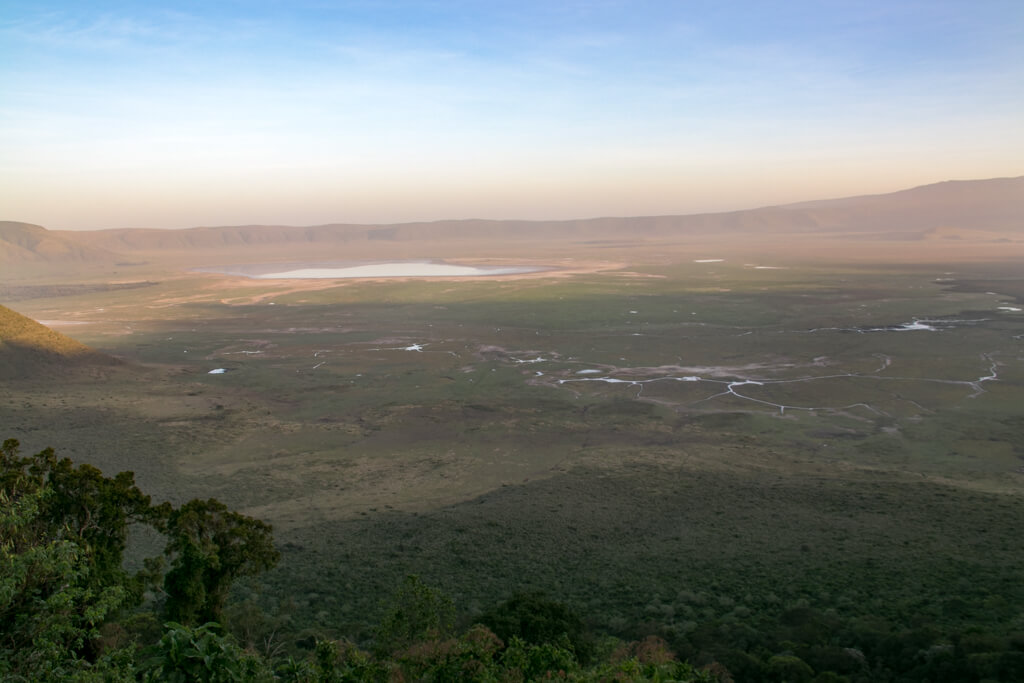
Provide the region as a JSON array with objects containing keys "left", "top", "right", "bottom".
[
  {"left": 2, "top": 176, "right": 1021, "bottom": 263},
  {"left": 0, "top": 221, "right": 121, "bottom": 263}
]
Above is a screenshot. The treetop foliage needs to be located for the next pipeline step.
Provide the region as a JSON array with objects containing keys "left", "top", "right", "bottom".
[
  {"left": 162, "top": 498, "right": 280, "bottom": 626},
  {"left": 1, "top": 439, "right": 279, "bottom": 680}
]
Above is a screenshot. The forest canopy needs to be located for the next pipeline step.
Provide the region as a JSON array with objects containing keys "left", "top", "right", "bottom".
[{"left": 3, "top": 438, "right": 1023, "bottom": 682}]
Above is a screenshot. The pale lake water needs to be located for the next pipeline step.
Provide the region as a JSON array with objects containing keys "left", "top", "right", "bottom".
[{"left": 196, "top": 261, "right": 547, "bottom": 279}]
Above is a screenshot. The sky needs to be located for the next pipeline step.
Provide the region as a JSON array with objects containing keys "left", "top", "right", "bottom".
[{"left": 1, "top": 1, "right": 1022, "bottom": 230}]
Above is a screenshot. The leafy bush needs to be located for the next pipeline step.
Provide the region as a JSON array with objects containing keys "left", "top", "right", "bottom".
[{"left": 137, "top": 621, "right": 272, "bottom": 682}]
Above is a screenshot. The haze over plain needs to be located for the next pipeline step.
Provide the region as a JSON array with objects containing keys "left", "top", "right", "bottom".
[{"left": 2, "top": 0, "right": 1023, "bottom": 230}]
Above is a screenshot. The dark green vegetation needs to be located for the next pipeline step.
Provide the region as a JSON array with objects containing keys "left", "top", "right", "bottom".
[
  {"left": 0, "top": 438, "right": 278, "bottom": 680},
  {"left": 2, "top": 439, "right": 715, "bottom": 681},
  {"left": 3, "top": 256, "right": 1024, "bottom": 681}
]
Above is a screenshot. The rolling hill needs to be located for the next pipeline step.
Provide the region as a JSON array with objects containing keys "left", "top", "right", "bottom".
[{"left": 0, "top": 221, "right": 120, "bottom": 264}]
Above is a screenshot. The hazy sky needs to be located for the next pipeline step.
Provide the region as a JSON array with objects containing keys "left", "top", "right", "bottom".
[{"left": 2, "top": 1, "right": 1022, "bottom": 229}]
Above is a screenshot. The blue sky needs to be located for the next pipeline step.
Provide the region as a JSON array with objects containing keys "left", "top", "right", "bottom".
[{"left": 2, "top": 1, "right": 1022, "bottom": 229}]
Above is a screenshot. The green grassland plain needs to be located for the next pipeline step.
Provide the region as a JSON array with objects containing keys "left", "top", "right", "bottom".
[{"left": 2, "top": 236, "right": 1023, "bottom": 647}]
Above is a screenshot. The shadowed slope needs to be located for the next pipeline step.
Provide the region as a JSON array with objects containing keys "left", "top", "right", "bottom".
[{"left": 0, "top": 305, "right": 119, "bottom": 378}]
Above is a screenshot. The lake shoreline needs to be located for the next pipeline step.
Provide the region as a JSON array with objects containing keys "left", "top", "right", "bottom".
[{"left": 194, "top": 260, "right": 550, "bottom": 279}]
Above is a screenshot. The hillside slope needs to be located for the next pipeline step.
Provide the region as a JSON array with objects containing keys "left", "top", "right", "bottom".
[{"left": 0, "top": 305, "right": 118, "bottom": 378}]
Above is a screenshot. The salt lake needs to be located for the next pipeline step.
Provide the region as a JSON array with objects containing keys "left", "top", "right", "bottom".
[{"left": 198, "top": 261, "right": 547, "bottom": 279}]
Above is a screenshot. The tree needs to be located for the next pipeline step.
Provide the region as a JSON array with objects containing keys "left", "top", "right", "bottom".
[
  {"left": 480, "top": 592, "right": 591, "bottom": 662},
  {"left": 162, "top": 498, "right": 280, "bottom": 626},
  {"left": 1, "top": 438, "right": 159, "bottom": 600},
  {"left": 2, "top": 439, "right": 281, "bottom": 676},
  {"left": 0, "top": 438, "right": 151, "bottom": 679},
  {"left": 765, "top": 654, "right": 815, "bottom": 683},
  {"left": 0, "top": 487, "right": 134, "bottom": 680},
  {"left": 137, "top": 620, "right": 273, "bottom": 682},
  {"left": 374, "top": 574, "right": 455, "bottom": 656}
]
